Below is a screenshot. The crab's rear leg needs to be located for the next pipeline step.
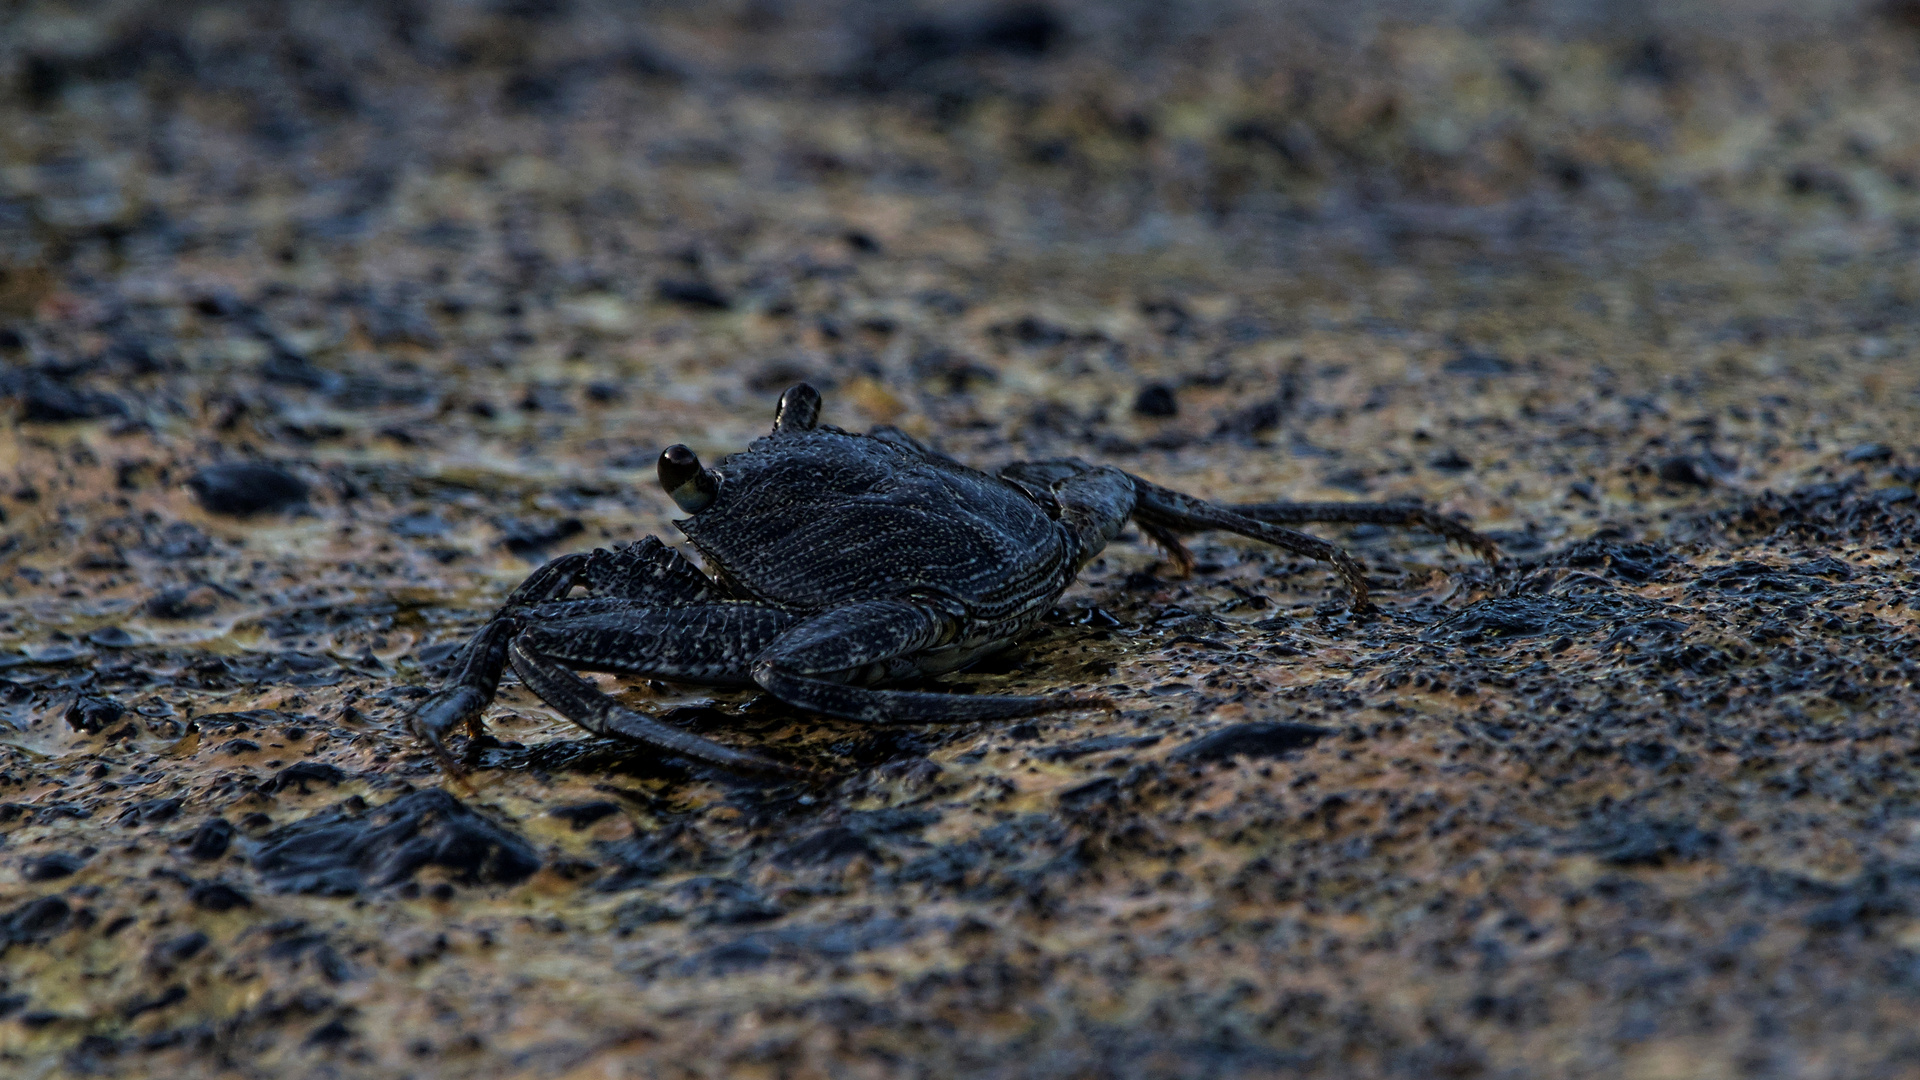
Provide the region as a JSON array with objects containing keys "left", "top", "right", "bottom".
[
  {"left": 1229, "top": 500, "right": 1502, "bottom": 564},
  {"left": 1127, "top": 476, "right": 1374, "bottom": 612},
  {"left": 752, "top": 600, "right": 1112, "bottom": 724}
]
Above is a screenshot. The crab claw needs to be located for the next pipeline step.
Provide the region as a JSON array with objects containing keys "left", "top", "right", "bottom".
[
  {"left": 658, "top": 444, "right": 719, "bottom": 513},
  {"left": 408, "top": 685, "right": 489, "bottom": 782}
]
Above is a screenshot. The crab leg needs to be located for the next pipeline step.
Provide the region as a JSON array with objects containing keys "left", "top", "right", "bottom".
[
  {"left": 441, "top": 599, "right": 808, "bottom": 775},
  {"left": 752, "top": 600, "right": 1110, "bottom": 724},
  {"left": 409, "top": 540, "right": 733, "bottom": 773},
  {"left": 1126, "top": 476, "right": 1375, "bottom": 611},
  {"left": 1228, "top": 500, "right": 1502, "bottom": 563},
  {"left": 408, "top": 552, "right": 595, "bottom": 769},
  {"left": 519, "top": 603, "right": 797, "bottom": 683},
  {"left": 506, "top": 632, "right": 814, "bottom": 779}
]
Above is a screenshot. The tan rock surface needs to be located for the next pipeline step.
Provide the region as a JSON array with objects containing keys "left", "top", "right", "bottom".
[{"left": 4, "top": 2, "right": 1920, "bottom": 1076}]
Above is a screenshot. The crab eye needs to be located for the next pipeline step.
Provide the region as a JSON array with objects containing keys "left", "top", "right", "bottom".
[
  {"left": 658, "top": 444, "right": 719, "bottom": 513},
  {"left": 771, "top": 383, "right": 821, "bottom": 434}
]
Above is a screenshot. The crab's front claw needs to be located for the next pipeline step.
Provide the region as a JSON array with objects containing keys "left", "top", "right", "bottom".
[{"left": 408, "top": 685, "right": 490, "bottom": 777}]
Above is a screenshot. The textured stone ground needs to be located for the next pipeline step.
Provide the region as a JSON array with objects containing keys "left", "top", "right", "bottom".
[{"left": 5, "top": 1, "right": 1920, "bottom": 1077}]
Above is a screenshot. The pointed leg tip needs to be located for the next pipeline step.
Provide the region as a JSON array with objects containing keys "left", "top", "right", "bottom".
[
  {"left": 695, "top": 746, "right": 830, "bottom": 784},
  {"left": 1046, "top": 691, "right": 1117, "bottom": 714},
  {"left": 734, "top": 752, "right": 832, "bottom": 783},
  {"left": 416, "top": 729, "right": 477, "bottom": 788},
  {"left": 1164, "top": 547, "right": 1196, "bottom": 580}
]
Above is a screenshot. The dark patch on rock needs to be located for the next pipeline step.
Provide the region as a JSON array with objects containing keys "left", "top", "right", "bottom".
[
  {"left": 996, "top": 315, "right": 1078, "bottom": 347},
  {"left": 671, "top": 876, "right": 784, "bottom": 925},
  {"left": 1687, "top": 558, "right": 1841, "bottom": 595},
  {"left": 852, "top": 3, "right": 1067, "bottom": 92},
  {"left": 66, "top": 694, "right": 125, "bottom": 733},
  {"left": 1058, "top": 776, "right": 1118, "bottom": 802},
  {"left": 655, "top": 279, "right": 730, "bottom": 310},
  {"left": 186, "top": 819, "right": 234, "bottom": 861},
  {"left": 776, "top": 826, "right": 876, "bottom": 866},
  {"left": 1214, "top": 397, "right": 1282, "bottom": 440},
  {"left": 258, "top": 352, "right": 340, "bottom": 391},
  {"left": 192, "top": 709, "right": 295, "bottom": 732},
  {"left": 974, "top": 4, "right": 1065, "bottom": 55},
  {"left": 13, "top": 375, "right": 126, "bottom": 422},
  {"left": 1620, "top": 740, "right": 1676, "bottom": 768},
  {"left": 3, "top": 896, "right": 72, "bottom": 946},
  {"left": 390, "top": 511, "right": 450, "bottom": 538},
  {"left": 548, "top": 801, "right": 622, "bottom": 830},
  {"left": 1715, "top": 477, "right": 1920, "bottom": 546},
  {"left": 584, "top": 380, "right": 625, "bottom": 403},
  {"left": 1443, "top": 349, "right": 1513, "bottom": 376},
  {"left": 147, "top": 931, "right": 208, "bottom": 973},
  {"left": 681, "top": 916, "right": 929, "bottom": 974},
  {"left": 1657, "top": 455, "right": 1717, "bottom": 487},
  {"left": 265, "top": 761, "right": 349, "bottom": 793},
  {"left": 305, "top": 1018, "right": 353, "bottom": 1046},
  {"left": 1424, "top": 570, "right": 1679, "bottom": 644},
  {"left": 1132, "top": 382, "right": 1178, "bottom": 417},
  {"left": 748, "top": 359, "right": 830, "bottom": 393},
  {"left": 21, "top": 851, "right": 87, "bottom": 881},
  {"left": 1576, "top": 818, "right": 1719, "bottom": 866},
  {"left": 498, "top": 516, "right": 585, "bottom": 558},
  {"left": 697, "top": 937, "right": 773, "bottom": 971},
  {"left": 85, "top": 625, "right": 134, "bottom": 648},
  {"left": 120, "top": 985, "right": 188, "bottom": 1021},
  {"left": 254, "top": 789, "right": 540, "bottom": 895},
  {"left": 1549, "top": 538, "right": 1675, "bottom": 582},
  {"left": 612, "top": 898, "right": 681, "bottom": 934},
  {"left": 593, "top": 827, "right": 710, "bottom": 892},
  {"left": 1321, "top": 467, "right": 1372, "bottom": 494},
  {"left": 1036, "top": 734, "right": 1162, "bottom": 761},
  {"left": 1171, "top": 723, "right": 1331, "bottom": 762},
  {"left": 188, "top": 880, "right": 251, "bottom": 910},
  {"left": 1801, "top": 864, "right": 1920, "bottom": 931},
  {"left": 266, "top": 929, "right": 356, "bottom": 983},
  {"left": 124, "top": 797, "right": 183, "bottom": 825},
  {"left": 187, "top": 463, "right": 310, "bottom": 516},
  {"left": 893, "top": 815, "right": 1085, "bottom": 899}
]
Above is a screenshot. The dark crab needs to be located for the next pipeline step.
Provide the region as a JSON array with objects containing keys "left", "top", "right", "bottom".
[{"left": 409, "top": 384, "right": 1498, "bottom": 778}]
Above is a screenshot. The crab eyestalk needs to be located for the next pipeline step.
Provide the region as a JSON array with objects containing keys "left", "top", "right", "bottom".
[
  {"left": 658, "top": 444, "right": 719, "bottom": 513},
  {"left": 772, "top": 382, "right": 822, "bottom": 433}
]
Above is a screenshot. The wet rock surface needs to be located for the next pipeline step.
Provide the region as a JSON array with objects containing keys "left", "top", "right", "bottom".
[{"left": 4, "top": 0, "right": 1920, "bottom": 1076}]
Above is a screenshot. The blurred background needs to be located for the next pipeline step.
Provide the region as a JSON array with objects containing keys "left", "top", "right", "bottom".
[
  {"left": 6, "top": 0, "right": 1918, "bottom": 500},
  {"left": 5, "top": 0, "right": 1917, "bottom": 397}
]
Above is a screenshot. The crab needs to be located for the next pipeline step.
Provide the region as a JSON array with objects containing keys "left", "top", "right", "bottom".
[{"left": 408, "top": 383, "right": 1499, "bottom": 778}]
